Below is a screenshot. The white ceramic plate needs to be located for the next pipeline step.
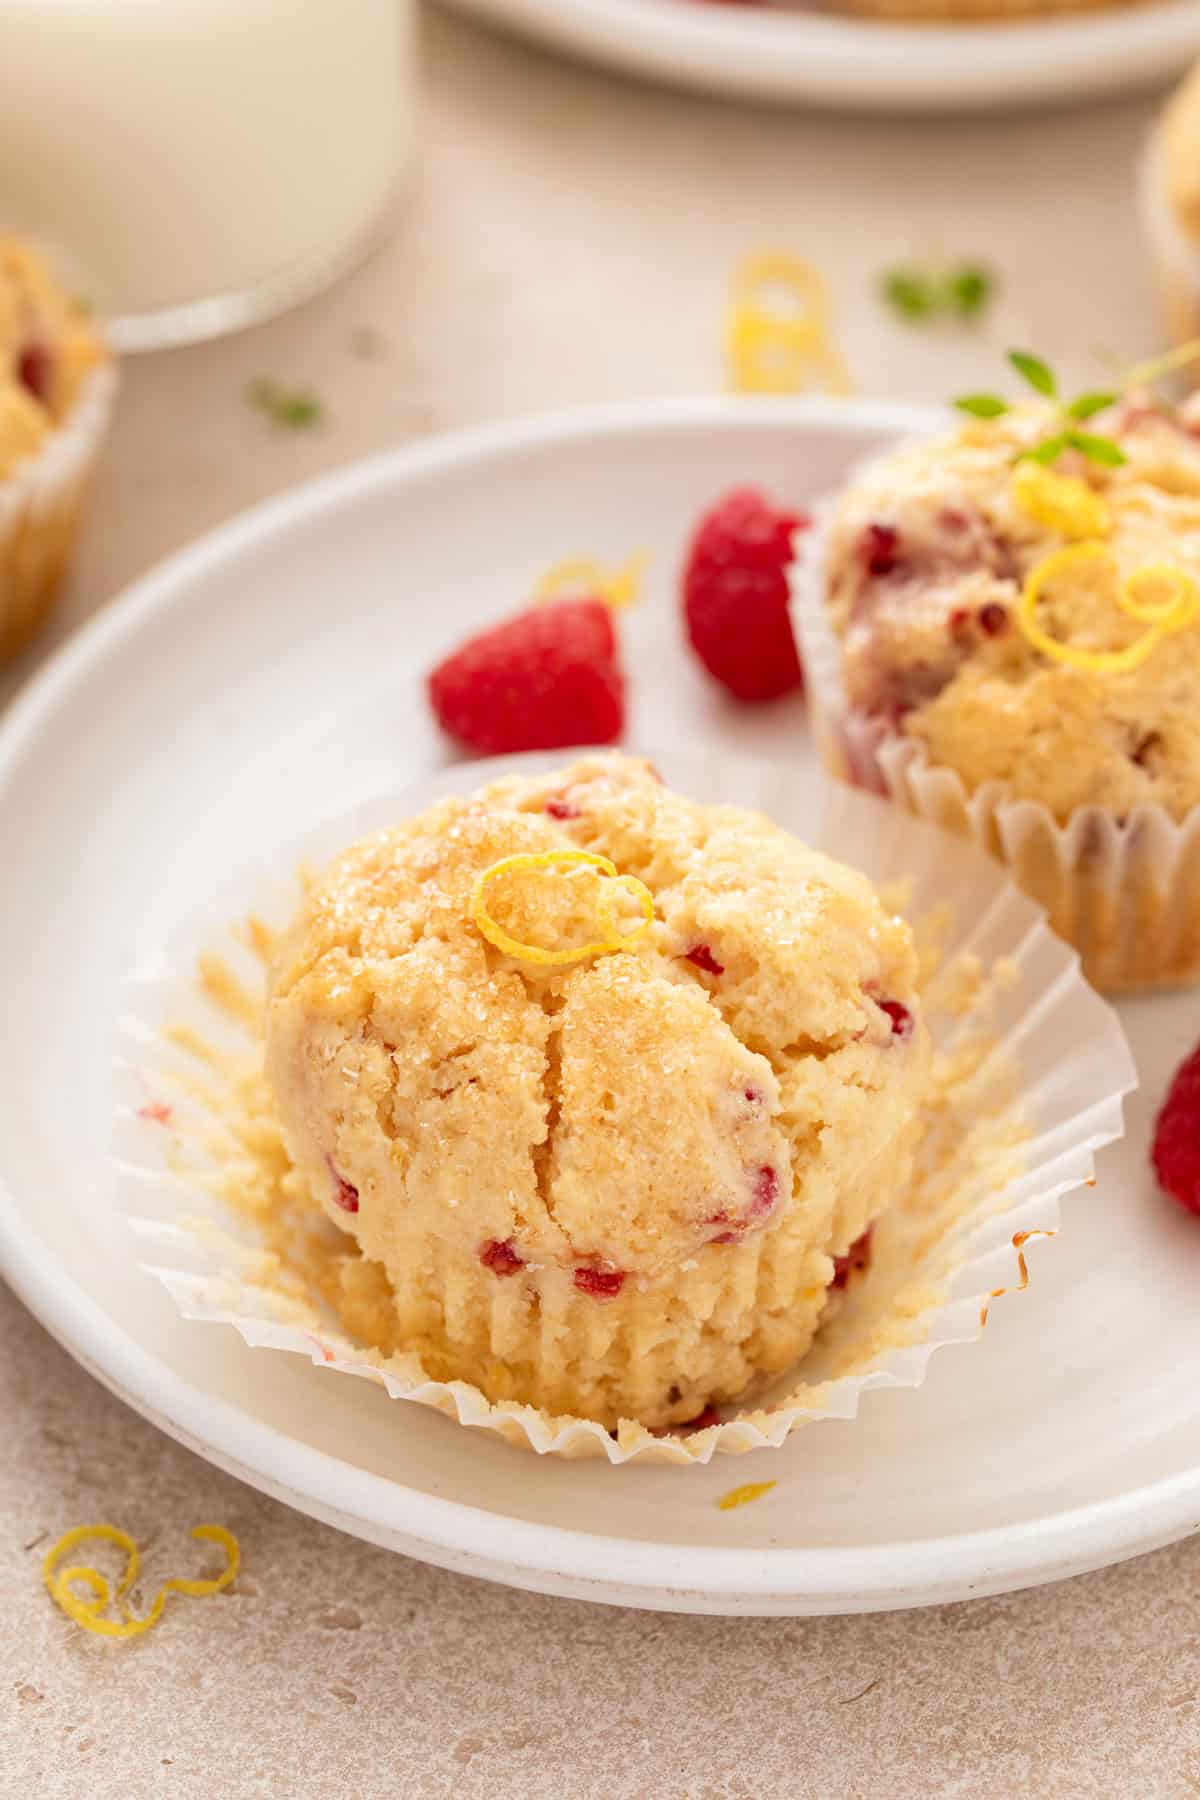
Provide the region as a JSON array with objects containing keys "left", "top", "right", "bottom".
[
  {"left": 440, "top": 0, "right": 1200, "bottom": 110},
  {"left": 1, "top": 396, "right": 1198, "bottom": 1617}
]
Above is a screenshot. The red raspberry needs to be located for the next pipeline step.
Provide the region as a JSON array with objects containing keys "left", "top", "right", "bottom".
[
  {"left": 682, "top": 487, "right": 808, "bottom": 702},
  {"left": 683, "top": 943, "right": 724, "bottom": 977},
  {"left": 16, "top": 340, "right": 53, "bottom": 405},
  {"left": 480, "top": 1238, "right": 524, "bottom": 1276},
  {"left": 573, "top": 1266, "right": 626, "bottom": 1299},
  {"left": 831, "top": 1227, "right": 873, "bottom": 1290},
  {"left": 1152, "top": 1040, "right": 1200, "bottom": 1215},
  {"left": 878, "top": 999, "right": 914, "bottom": 1041},
  {"left": 332, "top": 1172, "right": 359, "bottom": 1214},
  {"left": 429, "top": 599, "right": 624, "bottom": 755}
]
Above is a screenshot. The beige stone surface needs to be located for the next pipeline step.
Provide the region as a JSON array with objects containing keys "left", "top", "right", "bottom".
[{"left": 3, "top": 9, "right": 1199, "bottom": 1795}]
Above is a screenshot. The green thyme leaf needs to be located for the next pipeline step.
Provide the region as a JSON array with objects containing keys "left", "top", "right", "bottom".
[
  {"left": 1008, "top": 351, "right": 1058, "bottom": 399},
  {"left": 882, "top": 262, "right": 995, "bottom": 326},
  {"left": 955, "top": 393, "right": 1011, "bottom": 419},
  {"left": 248, "top": 378, "right": 324, "bottom": 430},
  {"left": 1065, "top": 429, "right": 1127, "bottom": 467},
  {"left": 881, "top": 269, "right": 938, "bottom": 321},
  {"left": 1066, "top": 390, "right": 1118, "bottom": 423},
  {"left": 946, "top": 266, "right": 993, "bottom": 319},
  {"left": 1016, "top": 434, "right": 1071, "bottom": 465}
]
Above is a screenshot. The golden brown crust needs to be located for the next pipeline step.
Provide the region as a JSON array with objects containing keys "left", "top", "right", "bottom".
[{"left": 265, "top": 753, "right": 930, "bottom": 1427}]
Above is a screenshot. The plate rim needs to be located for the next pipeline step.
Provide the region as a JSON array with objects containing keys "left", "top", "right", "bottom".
[
  {"left": 2, "top": 392, "right": 1196, "bottom": 1614},
  {"left": 437, "top": 0, "right": 1200, "bottom": 110}
]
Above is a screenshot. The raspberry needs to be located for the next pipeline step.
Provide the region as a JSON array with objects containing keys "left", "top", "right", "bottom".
[
  {"left": 862, "top": 521, "right": 901, "bottom": 576},
  {"left": 749, "top": 1164, "right": 779, "bottom": 1221},
  {"left": 831, "top": 1227, "right": 873, "bottom": 1290},
  {"left": 878, "top": 999, "right": 913, "bottom": 1041},
  {"left": 331, "top": 1171, "right": 359, "bottom": 1213},
  {"left": 16, "top": 340, "right": 52, "bottom": 405},
  {"left": 573, "top": 1266, "right": 626, "bottom": 1298},
  {"left": 429, "top": 599, "right": 624, "bottom": 755},
  {"left": 978, "top": 602, "right": 1009, "bottom": 637},
  {"left": 544, "top": 797, "right": 580, "bottom": 820},
  {"left": 1152, "top": 1040, "right": 1200, "bottom": 1215},
  {"left": 682, "top": 487, "right": 808, "bottom": 702},
  {"left": 683, "top": 943, "right": 724, "bottom": 977},
  {"left": 710, "top": 1164, "right": 781, "bottom": 1242},
  {"left": 480, "top": 1237, "right": 524, "bottom": 1276}
]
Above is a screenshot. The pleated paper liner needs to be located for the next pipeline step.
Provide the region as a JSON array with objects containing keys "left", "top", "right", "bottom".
[
  {"left": 791, "top": 497, "right": 1200, "bottom": 994},
  {"left": 113, "top": 749, "right": 1134, "bottom": 1465}
]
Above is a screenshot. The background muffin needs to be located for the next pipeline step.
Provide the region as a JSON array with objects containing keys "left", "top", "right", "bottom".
[
  {"left": 0, "top": 238, "right": 114, "bottom": 659},
  {"left": 798, "top": 394, "right": 1200, "bottom": 990},
  {"left": 1143, "top": 62, "right": 1200, "bottom": 362},
  {"left": 264, "top": 753, "right": 930, "bottom": 1431}
]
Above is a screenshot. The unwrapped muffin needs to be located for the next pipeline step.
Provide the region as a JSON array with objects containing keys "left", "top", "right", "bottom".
[
  {"left": 0, "top": 239, "right": 114, "bottom": 659},
  {"left": 264, "top": 753, "right": 930, "bottom": 1431},
  {"left": 795, "top": 393, "right": 1200, "bottom": 990}
]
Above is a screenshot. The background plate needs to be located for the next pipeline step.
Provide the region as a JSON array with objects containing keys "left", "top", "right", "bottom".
[
  {"left": 1, "top": 396, "right": 1197, "bottom": 1615},
  {"left": 440, "top": 0, "right": 1200, "bottom": 111}
]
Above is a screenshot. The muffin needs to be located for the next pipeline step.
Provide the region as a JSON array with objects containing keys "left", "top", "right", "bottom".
[
  {"left": 1143, "top": 63, "right": 1200, "bottom": 360},
  {"left": 796, "top": 395, "right": 1200, "bottom": 990},
  {"left": 263, "top": 753, "right": 930, "bottom": 1432},
  {"left": 0, "top": 239, "right": 115, "bottom": 659}
]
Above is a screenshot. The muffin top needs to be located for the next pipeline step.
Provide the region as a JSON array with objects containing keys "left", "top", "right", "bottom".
[
  {"left": 1160, "top": 60, "right": 1200, "bottom": 246},
  {"left": 825, "top": 397, "right": 1200, "bottom": 819},
  {"left": 265, "top": 754, "right": 926, "bottom": 1292},
  {"left": 0, "top": 239, "right": 106, "bottom": 482}
]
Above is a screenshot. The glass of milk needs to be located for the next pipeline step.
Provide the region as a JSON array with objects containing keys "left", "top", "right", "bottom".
[{"left": 0, "top": 0, "right": 412, "bottom": 349}]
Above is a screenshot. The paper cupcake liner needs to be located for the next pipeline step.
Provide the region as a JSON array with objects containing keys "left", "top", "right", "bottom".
[
  {"left": 0, "top": 358, "right": 117, "bottom": 661},
  {"left": 1139, "top": 132, "right": 1200, "bottom": 361},
  {"left": 112, "top": 749, "right": 1134, "bottom": 1464},
  {"left": 791, "top": 502, "right": 1200, "bottom": 994}
]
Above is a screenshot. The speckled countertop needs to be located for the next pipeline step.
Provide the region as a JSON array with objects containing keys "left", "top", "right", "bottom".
[{"left": 5, "top": 10, "right": 1200, "bottom": 1796}]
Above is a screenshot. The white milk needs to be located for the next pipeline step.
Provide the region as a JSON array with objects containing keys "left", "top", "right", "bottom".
[{"left": 0, "top": 0, "right": 410, "bottom": 346}]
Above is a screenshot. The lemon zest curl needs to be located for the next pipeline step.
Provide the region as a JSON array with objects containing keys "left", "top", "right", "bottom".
[
  {"left": 534, "top": 554, "right": 646, "bottom": 610},
  {"left": 1016, "top": 541, "right": 1200, "bottom": 674},
  {"left": 470, "top": 850, "right": 654, "bottom": 968},
  {"left": 727, "top": 251, "right": 851, "bottom": 397},
  {"left": 43, "top": 1523, "right": 240, "bottom": 1640},
  {"left": 717, "top": 1481, "right": 777, "bottom": 1512},
  {"left": 1010, "top": 461, "right": 1111, "bottom": 541}
]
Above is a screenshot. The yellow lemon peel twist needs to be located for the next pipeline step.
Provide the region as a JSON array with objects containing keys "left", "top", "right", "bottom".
[
  {"left": 727, "top": 251, "right": 851, "bottom": 397},
  {"left": 1010, "top": 461, "right": 1111, "bottom": 541},
  {"left": 470, "top": 850, "right": 654, "bottom": 968},
  {"left": 1016, "top": 541, "right": 1200, "bottom": 674},
  {"left": 717, "top": 1481, "right": 777, "bottom": 1512},
  {"left": 43, "top": 1523, "right": 240, "bottom": 1640},
  {"left": 1123, "top": 337, "right": 1200, "bottom": 390},
  {"left": 534, "top": 553, "right": 646, "bottom": 610}
]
